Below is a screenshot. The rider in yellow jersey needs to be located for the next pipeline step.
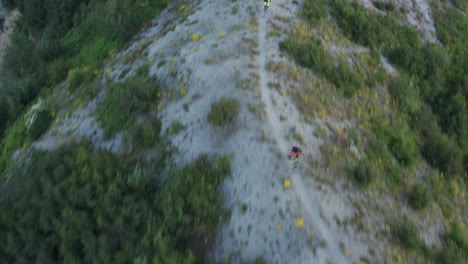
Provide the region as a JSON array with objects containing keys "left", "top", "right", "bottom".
[{"left": 264, "top": 0, "right": 271, "bottom": 13}]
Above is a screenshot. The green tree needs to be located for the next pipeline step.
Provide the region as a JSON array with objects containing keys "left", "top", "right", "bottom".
[
  {"left": 0, "top": 142, "right": 230, "bottom": 263},
  {"left": 422, "top": 128, "right": 464, "bottom": 178}
]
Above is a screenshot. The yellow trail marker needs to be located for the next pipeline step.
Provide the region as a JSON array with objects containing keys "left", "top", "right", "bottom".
[
  {"left": 276, "top": 224, "right": 282, "bottom": 232},
  {"left": 283, "top": 179, "right": 291, "bottom": 188},
  {"left": 295, "top": 217, "right": 304, "bottom": 227}
]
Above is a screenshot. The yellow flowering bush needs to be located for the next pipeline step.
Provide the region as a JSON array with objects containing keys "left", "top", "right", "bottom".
[
  {"left": 219, "top": 32, "right": 226, "bottom": 38},
  {"left": 191, "top": 34, "right": 201, "bottom": 42}
]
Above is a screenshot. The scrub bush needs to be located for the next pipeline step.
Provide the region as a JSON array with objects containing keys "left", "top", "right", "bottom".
[{"left": 208, "top": 98, "right": 240, "bottom": 126}]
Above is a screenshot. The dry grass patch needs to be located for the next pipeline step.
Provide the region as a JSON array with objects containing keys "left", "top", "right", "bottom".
[
  {"left": 313, "top": 19, "right": 352, "bottom": 47},
  {"left": 266, "top": 61, "right": 285, "bottom": 73},
  {"left": 248, "top": 103, "right": 267, "bottom": 121}
]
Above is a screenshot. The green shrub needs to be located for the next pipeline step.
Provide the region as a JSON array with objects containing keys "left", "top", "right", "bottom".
[
  {"left": 433, "top": 8, "right": 468, "bottom": 50},
  {"left": 418, "top": 44, "right": 449, "bottom": 102},
  {"left": 386, "top": 45, "right": 426, "bottom": 81},
  {"left": 27, "top": 109, "right": 52, "bottom": 141},
  {"left": 47, "top": 56, "right": 71, "bottom": 84},
  {"left": 374, "top": 121, "right": 419, "bottom": 167},
  {"left": 436, "top": 224, "right": 468, "bottom": 264},
  {"left": 408, "top": 184, "right": 430, "bottom": 210},
  {"left": 280, "top": 35, "right": 333, "bottom": 74},
  {"left": 385, "top": 161, "right": 405, "bottom": 186},
  {"left": 68, "top": 70, "right": 86, "bottom": 92},
  {"left": 136, "top": 63, "right": 151, "bottom": 77},
  {"left": 387, "top": 43, "right": 449, "bottom": 106},
  {"left": 389, "top": 75, "right": 420, "bottom": 117},
  {"left": 364, "top": 50, "right": 388, "bottom": 87},
  {"left": 372, "top": 0, "right": 396, "bottom": 12},
  {"left": 68, "top": 68, "right": 95, "bottom": 93},
  {"left": 453, "top": 0, "right": 468, "bottom": 12},
  {"left": 409, "top": 105, "right": 437, "bottom": 136},
  {"left": 437, "top": 92, "right": 468, "bottom": 146},
  {"left": 390, "top": 216, "right": 424, "bottom": 250},
  {"left": 445, "top": 224, "right": 468, "bottom": 253},
  {"left": 67, "top": 37, "right": 119, "bottom": 70},
  {"left": 0, "top": 115, "right": 29, "bottom": 178},
  {"left": 207, "top": 98, "right": 240, "bottom": 126},
  {"left": 280, "top": 35, "right": 363, "bottom": 97},
  {"left": 82, "top": 83, "right": 99, "bottom": 100},
  {"left": 130, "top": 119, "right": 161, "bottom": 148},
  {"left": 300, "top": 0, "right": 328, "bottom": 23},
  {"left": 422, "top": 128, "right": 464, "bottom": 178},
  {"left": 353, "top": 159, "right": 376, "bottom": 187},
  {"left": 167, "top": 121, "right": 185, "bottom": 135},
  {"left": 98, "top": 76, "right": 160, "bottom": 137},
  {"left": 332, "top": 58, "right": 363, "bottom": 97},
  {"left": 437, "top": 240, "right": 468, "bottom": 264},
  {"left": 330, "top": 0, "right": 404, "bottom": 49},
  {"left": 160, "top": 154, "right": 231, "bottom": 240}
]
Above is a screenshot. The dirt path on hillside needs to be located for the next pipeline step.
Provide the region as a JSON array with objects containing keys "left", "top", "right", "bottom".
[
  {"left": 27, "top": 0, "right": 367, "bottom": 262},
  {"left": 258, "top": 11, "right": 349, "bottom": 264}
]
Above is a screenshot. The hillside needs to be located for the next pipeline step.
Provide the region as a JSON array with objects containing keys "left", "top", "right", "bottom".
[{"left": 0, "top": 0, "right": 467, "bottom": 263}]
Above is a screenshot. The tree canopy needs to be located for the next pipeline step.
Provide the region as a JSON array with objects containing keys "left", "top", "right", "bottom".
[{"left": 0, "top": 142, "right": 230, "bottom": 263}]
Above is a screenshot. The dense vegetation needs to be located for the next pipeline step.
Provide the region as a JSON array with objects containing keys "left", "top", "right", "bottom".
[
  {"left": 286, "top": 0, "right": 468, "bottom": 262},
  {"left": 0, "top": 142, "right": 231, "bottom": 263},
  {"left": 330, "top": 0, "right": 468, "bottom": 180},
  {"left": 0, "top": 0, "right": 167, "bottom": 177},
  {"left": 0, "top": 2, "right": 236, "bottom": 263},
  {"left": 286, "top": 0, "right": 467, "bottom": 181},
  {"left": 390, "top": 216, "right": 468, "bottom": 264},
  {"left": 97, "top": 75, "right": 161, "bottom": 138},
  {"left": 280, "top": 34, "right": 364, "bottom": 97},
  {"left": 0, "top": 0, "right": 167, "bottom": 138}
]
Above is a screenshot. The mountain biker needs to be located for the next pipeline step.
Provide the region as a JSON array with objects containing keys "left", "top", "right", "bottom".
[
  {"left": 264, "top": 0, "right": 271, "bottom": 12},
  {"left": 289, "top": 146, "right": 302, "bottom": 161}
]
